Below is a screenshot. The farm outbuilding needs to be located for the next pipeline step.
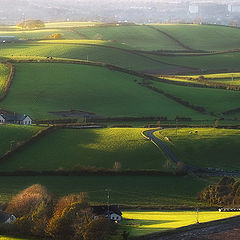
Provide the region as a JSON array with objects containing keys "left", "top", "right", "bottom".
[{"left": 0, "top": 36, "right": 18, "bottom": 43}]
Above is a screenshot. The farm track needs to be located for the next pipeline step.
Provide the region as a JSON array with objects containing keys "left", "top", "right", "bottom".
[{"left": 133, "top": 216, "right": 240, "bottom": 240}]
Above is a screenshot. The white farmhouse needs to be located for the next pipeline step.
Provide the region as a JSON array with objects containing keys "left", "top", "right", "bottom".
[
  {"left": 1, "top": 113, "right": 33, "bottom": 125},
  {"left": 92, "top": 205, "right": 122, "bottom": 222},
  {"left": 0, "top": 211, "right": 16, "bottom": 224},
  {"left": 0, "top": 114, "right": 6, "bottom": 124}
]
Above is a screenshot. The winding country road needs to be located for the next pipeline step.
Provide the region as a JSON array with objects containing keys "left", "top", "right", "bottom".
[
  {"left": 142, "top": 128, "right": 240, "bottom": 177},
  {"left": 143, "top": 128, "right": 180, "bottom": 164}
]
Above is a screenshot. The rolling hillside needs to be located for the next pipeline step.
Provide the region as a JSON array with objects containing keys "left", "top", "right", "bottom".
[
  {"left": 154, "top": 128, "right": 240, "bottom": 170},
  {"left": 152, "top": 24, "right": 240, "bottom": 51},
  {"left": 0, "top": 125, "right": 43, "bottom": 158},
  {"left": 152, "top": 81, "right": 240, "bottom": 117},
  {"left": 0, "top": 63, "right": 9, "bottom": 94},
  {"left": 0, "top": 128, "right": 168, "bottom": 172},
  {"left": 0, "top": 63, "right": 206, "bottom": 120},
  {"left": 0, "top": 175, "right": 211, "bottom": 207}
]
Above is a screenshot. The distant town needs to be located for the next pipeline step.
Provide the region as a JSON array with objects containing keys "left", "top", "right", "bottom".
[{"left": 1, "top": 0, "right": 240, "bottom": 26}]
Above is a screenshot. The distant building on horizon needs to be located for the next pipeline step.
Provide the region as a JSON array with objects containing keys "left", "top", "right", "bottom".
[{"left": 0, "top": 36, "right": 18, "bottom": 43}]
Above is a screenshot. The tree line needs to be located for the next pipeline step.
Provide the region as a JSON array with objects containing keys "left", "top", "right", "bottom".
[{"left": 0, "top": 184, "right": 120, "bottom": 240}]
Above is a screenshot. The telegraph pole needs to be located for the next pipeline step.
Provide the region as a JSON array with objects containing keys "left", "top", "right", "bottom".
[
  {"left": 196, "top": 208, "right": 199, "bottom": 224},
  {"left": 105, "top": 189, "right": 111, "bottom": 214}
]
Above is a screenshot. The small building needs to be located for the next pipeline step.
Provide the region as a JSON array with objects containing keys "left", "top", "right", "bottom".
[
  {"left": 92, "top": 205, "right": 122, "bottom": 222},
  {"left": 0, "top": 36, "right": 18, "bottom": 43},
  {"left": 0, "top": 211, "right": 16, "bottom": 224},
  {"left": 0, "top": 114, "right": 5, "bottom": 124},
  {"left": 0, "top": 113, "right": 33, "bottom": 125}
]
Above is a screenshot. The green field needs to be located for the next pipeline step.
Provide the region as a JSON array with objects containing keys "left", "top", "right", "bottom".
[
  {"left": 158, "top": 72, "right": 240, "bottom": 86},
  {"left": 154, "top": 128, "right": 240, "bottom": 170},
  {"left": 123, "top": 210, "right": 240, "bottom": 236},
  {"left": 0, "top": 63, "right": 9, "bottom": 94},
  {"left": 0, "top": 42, "right": 174, "bottom": 72},
  {"left": 0, "top": 128, "right": 169, "bottom": 171},
  {"left": 44, "top": 21, "right": 102, "bottom": 28},
  {"left": 0, "top": 236, "right": 32, "bottom": 240},
  {"left": 0, "top": 29, "right": 81, "bottom": 40},
  {"left": 147, "top": 52, "right": 240, "bottom": 73},
  {"left": 77, "top": 25, "right": 184, "bottom": 51},
  {"left": 0, "top": 63, "right": 205, "bottom": 119},
  {"left": 152, "top": 24, "right": 240, "bottom": 51},
  {"left": 152, "top": 81, "right": 240, "bottom": 117},
  {"left": 0, "top": 175, "right": 212, "bottom": 207},
  {"left": 0, "top": 125, "right": 43, "bottom": 158}
]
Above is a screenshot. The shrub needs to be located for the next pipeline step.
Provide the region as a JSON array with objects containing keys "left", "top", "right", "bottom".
[
  {"left": 83, "top": 217, "right": 117, "bottom": 240},
  {"left": 6, "top": 184, "right": 50, "bottom": 217}
]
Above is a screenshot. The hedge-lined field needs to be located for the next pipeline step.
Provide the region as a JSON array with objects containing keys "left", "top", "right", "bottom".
[
  {"left": 123, "top": 210, "right": 240, "bottom": 236},
  {"left": 147, "top": 52, "right": 240, "bottom": 72},
  {"left": 0, "top": 42, "right": 173, "bottom": 72},
  {"left": 154, "top": 128, "right": 240, "bottom": 170},
  {"left": 0, "top": 128, "right": 168, "bottom": 171},
  {"left": 159, "top": 72, "right": 240, "bottom": 86},
  {"left": 0, "top": 63, "right": 9, "bottom": 94},
  {"left": 0, "top": 175, "right": 212, "bottom": 207},
  {"left": 0, "top": 63, "right": 205, "bottom": 119},
  {"left": 0, "top": 125, "right": 43, "bottom": 158},
  {"left": 76, "top": 25, "right": 184, "bottom": 51},
  {"left": 152, "top": 24, "right": 240, "bottom": 51},
  {"left": 0, "top": 29, "right": 81, "bottom": 40},
  {"left": 44, "top": 21, "right": 102, "bottom": 28},
  {"left": 152, "top": 81, "right": 240, "bottom": 116}
]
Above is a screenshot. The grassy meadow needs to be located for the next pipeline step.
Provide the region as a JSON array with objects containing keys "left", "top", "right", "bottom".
[
  {"left": 148, "top": 52, "right": 240, "bottom": 73},
  {"left": 0, "top": 63, "right": 205, "bottom": 119},
  {"left": 0, "top": 63, "right": 9, "bottom": 94},
  {"left": 152, "top": 81, "right": 240, "bottom": 116},
  {"left": 154, "top": 128, "right": 240, "bottom": 170},
  {"left": 0, "top": 175, "right": 212, "bottom": 207},
  {"left": 152, "top": 24, "right": 240, "bottom": 51},
  {"left": 0, "top": 29, "right": 81, "bottom": 40},
  {"left": 158, "top": 72, "right": 240, "bottom": 86},
  {"left": 0, "top": 42, "right": 173, "bottom": 72},
  {"left": 0, "top": 125, "right": 43, "bottom": 158},
  {"left": 123, "top": 210, "right": 240, "bottom": 236},
  {"left": 76, "top": 25, "right": 184, "bottom": 51},
  {"left": 0, "top": 128, "right": 168, "bottom": 171}
]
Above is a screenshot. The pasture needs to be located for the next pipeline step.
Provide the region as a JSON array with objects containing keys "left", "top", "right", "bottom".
[
  {"left": 152, "top": 81, "right": 240, "bottom": 116},
  {"left": 159, "top": 72, "right": 240, "bottom": 86},
  {"left": 0, "top": 63, "right": 205, "bottom": 119},
  {"left": 0, "top": 125, "right": 43, "bottom": 158},
  {"left": 0, "top": 128, "right": 168, "bottom": 171},
  {"left": 0, "top": 63, "right": 9, "bottom": 94},
  {"left": 148, "top": 52, "right": 240, "bottom": 73},
  {"left": 123, "top": 210, "right": 240, "bottom": 236},
  {"left": 0, "top": 175, "right": 212, "bottom": 207},
  {"left": 0, "top": 29, "right": 81, "bottom": 40},
  {"left": 154, "top": 128, "right": 240, "bottom": 170},
  {"left": 0, "top": 42, "right": 173, "bottom": 72},
  {"left": 152, "top": 24, "right": 240, "bottom": 51},
  {"left": 76, "top": 25, "right": 184, "bottom": 51}
]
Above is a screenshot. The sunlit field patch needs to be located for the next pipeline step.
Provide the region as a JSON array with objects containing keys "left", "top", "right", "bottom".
[{"left": 123, "top": 211, "right": 240, "bottom": 236}]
